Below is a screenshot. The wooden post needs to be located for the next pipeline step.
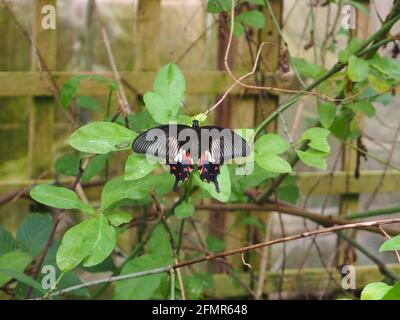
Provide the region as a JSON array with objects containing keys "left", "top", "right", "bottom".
[
  {"left": 212, "top": 1, "right": 283, "bottom": 272},
  {"left": 0, "top": 4, "right": 30, "bottom": 178},
  {"left": 134, "top": 0, "right": 161, "bottom": 71},
  {"left": 28, "top": 0, "right": 56, "bottom": 179},
  {"left": 336, "top": 0, "right": 370, "bottom": 267},
  {"left": 249, "top": 0, "right": 282, "bottom": 282}
]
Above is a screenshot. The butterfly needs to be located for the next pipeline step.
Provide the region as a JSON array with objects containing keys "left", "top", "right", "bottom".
[{"left": 132, "top": 120, "right": 250, "bottom": 193}]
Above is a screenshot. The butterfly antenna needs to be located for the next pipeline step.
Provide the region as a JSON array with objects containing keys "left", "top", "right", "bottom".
[{"left": 181, "top": 99, "right": 194, "bottom": 117}]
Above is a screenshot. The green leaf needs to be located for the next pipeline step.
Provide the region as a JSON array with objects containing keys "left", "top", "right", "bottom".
[
  {"left": 54, "top": 154, "right": 80, "bottom": 176},
  {"left": 236, "top": 10, "right": 266, "bottom": 29},
  {"left": 114, "top": 254, "right": 173, "bottom": 300},
  {"left": 233, "top": 21, "right": 245, "bottom": 37},
  {"left": 144, "top": 93, "right": 177, "bottom": 124},
  {"left": 246, "top": 0, "right": 265, "bottom": 4},
  {"left": 347, "top": 55, "right": 369, "bottom": 82},
  {"left": 206, "top": 235, "right": 225, "bottom": 253},
  {"left": 317, "top": 102, "right": 336, "bottom": 128},
  {"left": 338, "top": 37, "right": 363, "bottom": 63},
  {"left": 277, "top": 185, "right": 299, "bottom": 204},
  {"left": 56, "top": 219, "right": 97, "bottom": 272},
  {"left": 68, "top": 122, "right": 137, "bottom": 154},
  {"left": 82, "top": 255, "right": 115, "bottom": 274},
  {"left": 100, "top": 174, "right": 174, "bottom": 212},
  {"left": 148, "top": 224, "right": 175, "bottom": 257},
  {"left": 301, "top": 127, "right": 331, "bottom": 153},
  {"left": 60, "top": 75, "right": 117, "bottom": 109},
  {"left": 296, "top": 149, "right": 328, "bottom": 170},
  {"left": 75, "top": 96, "right": 101, "bottom": 111},
  {"left": 0, "top": 269, "right": 46, "bottom": 295},
  {"left": 361, "top": 282, "right": 393, "bottom": 300},
  {"left": 56, "top": 214, "right": 116, "bottom": 272},
  {"left": 0, "top": 251, "right": 32, "bottom": 286},
  {"left": 128, "top": 110, "right": 158, "bottom": 131},
  {"left": 0, "top": 226, "right": 17, "bottom": 256},
  {"left": 230, "top": 163, "right": 277, "bottom": 202},
  {"left": 329, "top": 111, "right": 352, "bottom": 141},
  {"left": 207, "top": 0, "right": 231, "bottom": 13},
  {"left": 255, "top": 133, "right": 290, "bottom": 155},
  {"left": 124, "top": 154, "right": 158, "bottom": 181},
  {"left": 370, "top": 55, "right": 400, "bottom": 80},
  {"left": 16, "top": 213, "right": 52, "bottom": 257},
  {"left": 255, "top": 153, "right": 292, "bottom": 173},
  {"left": 106, "top": 211, "right": 133, "bottom": 227},
  {"left": 81, "top": 154, "right": 109, "bottom": 182},
  {"left": 153, "top": 63, "right": 186, "bottom": 99},
  {"left": 347, "top": 101, "right": 376, "bottom": 117},
  {"left": 277, "top": 176, "right": 300, "bottom": 205},
  {"left": 368, "top": 74, "right": 393, "bottom": 93},
  {"left": 174, "top": 202, "right": 195, "bottom": 219},
  {"left": 193, "top": 165, "right": 231, "bottom": 203},
  {"left": 83, "top": 213, "right": 116, "bottom": 267},
  {"left": 382, "top": 281, "right": 400, "bottom": 300},
  {"left": 14, "top": 240, "right": 90, "bottom": 298},
  {"left": 144, "top": 63, "right": 186, "bottom": 124},
  {"left": 30, "top": 185, "right": 95, "bottom": 214},
  {"left": 291, "top": 58, "right": 326, "bottom": 79},
  {"left": 379, "top": 235, "right": 400, "bottom": 252}
]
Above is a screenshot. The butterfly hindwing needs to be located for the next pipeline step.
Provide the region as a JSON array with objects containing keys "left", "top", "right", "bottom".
[
  {"left": 197, "top": 150, "right": 221, "bottom": 193},
  {"left": 169, "top": 150, "right": 194, "bottom": 192}
]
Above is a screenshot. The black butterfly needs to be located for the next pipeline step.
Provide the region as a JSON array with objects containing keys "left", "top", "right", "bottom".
[{"left": 132, "top": 120, "right": 250, "bottom": 193}]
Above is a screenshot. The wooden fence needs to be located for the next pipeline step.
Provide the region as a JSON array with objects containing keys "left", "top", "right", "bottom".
[{"left": 0, "top": 0, "right": 399, "bottom": 298}]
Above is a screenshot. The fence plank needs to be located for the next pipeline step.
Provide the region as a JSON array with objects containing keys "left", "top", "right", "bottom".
[
  {"left": 0, "top": 170, "right": 398, "bottom": 195},
  {"left": 0, "top": 70, "right": 299, "bottom": 97},
  {"left": 28, "top": 0, "right": 56, "bottom": 178},
  {"left": 212, "top": 264, "right": 400, "bottom": 298}
]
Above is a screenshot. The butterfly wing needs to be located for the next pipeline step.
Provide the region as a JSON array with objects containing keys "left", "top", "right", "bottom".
[
  {"left": 132, "top": 125, "right": 195, "bottom": 192},
  {"left": 201, "top": 126, "right": 250, "bottom": 161},
  {"left": 197, "top": 127, "right": 250, "bottom": 193}
]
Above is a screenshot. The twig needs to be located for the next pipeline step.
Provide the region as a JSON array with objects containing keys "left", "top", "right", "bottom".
[
  {"left": 25, "top": 155, "right": 93, "bottom": 298},
  {"left": 101, "top": 28, "right": 132, "bottom": 115},
  {"left": 364, "top": 118, "right": 400, "bottom": 209},
  {"left": 151, "top": 191, "right": 186, "bottom": 300},
  {"left": 47, "top": 217, "right": 400, "bottom": 298},
  {"left": 1, "top": 0, "right": 75, "bottom": 123},
  {"left": 205, "top": 0, "right": 339, "bottom": 119},
  {"left": 379, "top": 227, "right": 400, "bottom": 264},
  {"left": 195, "top": 203, "right": 400, "bottom": 237},
  {"left": 254, "top": 219, "right": 271, "bottom": 300}
]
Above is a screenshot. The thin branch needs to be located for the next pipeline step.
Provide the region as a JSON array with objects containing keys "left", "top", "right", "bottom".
[
  {"left": 195, "top": 203, "right": 400, "bottom": 237},
  {"left": 379, "top": 227, "right": 400, "bottom": 264},
  {"left": 151, "top": 191, "right": 186, "bottom": 300},
  {"left": 1, "top": 0, "right": 75, "bottom": 123},
  {"left": 48, "top": 217, "right": 400, "bottom": 298},
  {"left": 364, "top": 118, "right": 400, "bottom": 209},
  {"left": 205, "top": 0, "right": 339, "bottom": 119},
  {"left": 101, "top": 28, "right": 132, "bottom": 115},
  {"left": 25, "top": 155, "right": 93, "bottom": 298}
]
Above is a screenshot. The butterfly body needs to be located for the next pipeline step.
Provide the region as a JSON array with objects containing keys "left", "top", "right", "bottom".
[{"left": 132, "top": 120, "right": 250, "bottom": 192}]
